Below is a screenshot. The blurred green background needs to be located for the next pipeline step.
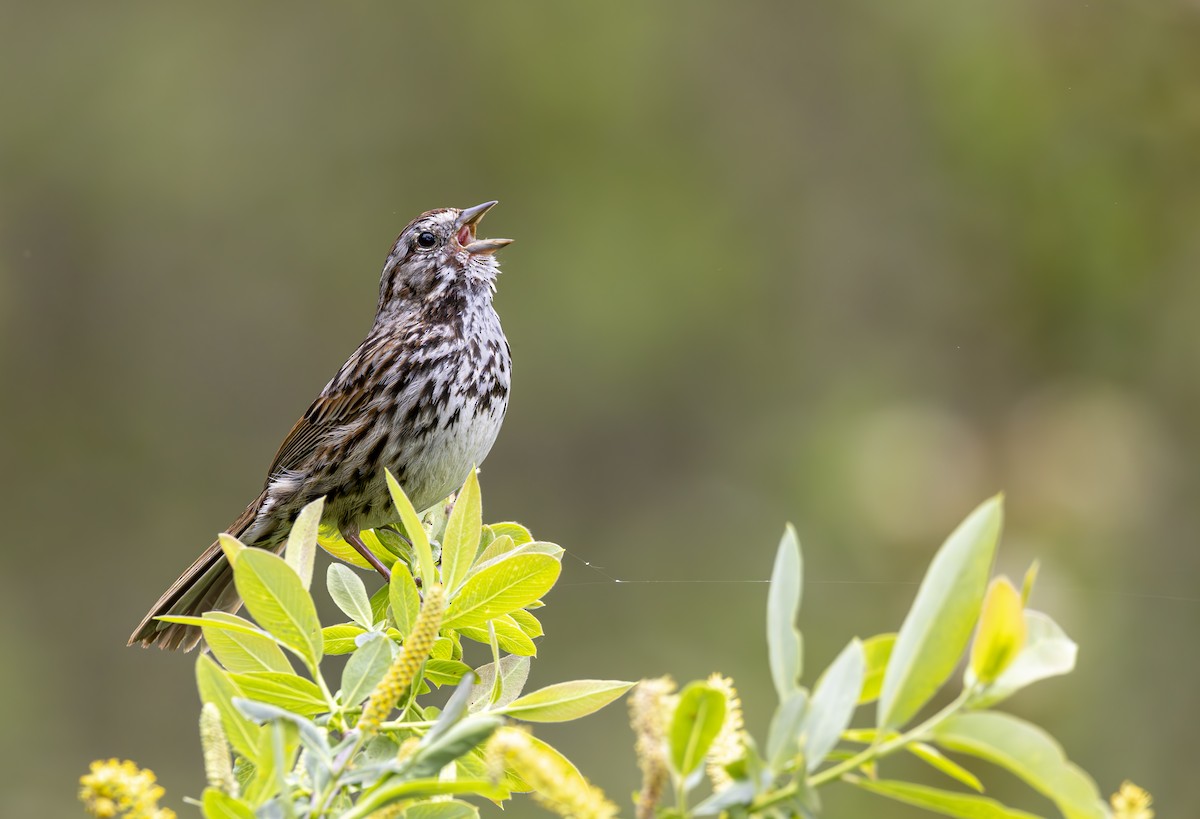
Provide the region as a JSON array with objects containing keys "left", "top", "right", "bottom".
[{"left": 3, "top": 1, "right": 1198, "bottom": 815}]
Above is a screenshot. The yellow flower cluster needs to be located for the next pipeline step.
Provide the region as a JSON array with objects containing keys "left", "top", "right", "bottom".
[
  {"left": 629, "top": 676, "right": 676, "bottom": 819},
  {"left": 1110, "top": 780, "right": 1154, "bottom": 819},
  {"left": 705, "top": 673, "right": 746, "bottom": 792},
  {"left": 79, "top": 759, "right": 176, "bottom": 819},
  {"left": 488, "top": 727, "right": 617, "bottom": 819},
  {"left": 358, "top": 583, "right": 445, "bottom": 735}
]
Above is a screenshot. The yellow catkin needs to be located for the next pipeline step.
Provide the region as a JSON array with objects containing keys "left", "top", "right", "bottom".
[
  {"left": 705, "top": 673, "right": 746, "bottom": 792},
  {"left": 488, "top": 727, "right": 618, "bottom": 819},
  {"left": 628, "top": 676, "right": 676, "bottom": 819},
  {"left": 1110, "top": 781, "right": 1154, "bottom": 819},
  {"left": 199, "top": 703, "right": 237, "bottom": 796},
  {"left": 79, "top": 759, "right": 177, "bottom": 819},
  {"left": 359, "top": 583, "right": 445, "bottom": 735}
]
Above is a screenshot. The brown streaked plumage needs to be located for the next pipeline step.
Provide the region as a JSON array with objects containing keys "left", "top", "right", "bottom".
[{"left": 130, "top": 202, "right": 513, "bottom": 650}]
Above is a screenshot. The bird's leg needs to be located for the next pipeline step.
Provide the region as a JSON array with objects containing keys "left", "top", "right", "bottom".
[{"left": 343, "top": 529, "right": 392, "bottom": 581}]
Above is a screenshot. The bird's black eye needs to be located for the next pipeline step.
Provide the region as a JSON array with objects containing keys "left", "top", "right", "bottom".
[{"left": 416, "top": 231, "right": 438, "bottom": 250}]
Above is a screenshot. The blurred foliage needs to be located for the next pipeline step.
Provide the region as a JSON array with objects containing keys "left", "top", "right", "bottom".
[{"left": 3, "top": 0, "right": 1199, "bottom": 816}]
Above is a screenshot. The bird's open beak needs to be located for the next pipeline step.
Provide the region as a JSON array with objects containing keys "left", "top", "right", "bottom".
[{"left": 455, "top": 200, "right": 513, "bottom": 255}]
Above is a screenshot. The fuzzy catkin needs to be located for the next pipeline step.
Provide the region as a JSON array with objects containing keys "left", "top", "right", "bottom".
[{"left": 358, "top": 583, "right": 445, "bottom": 734}]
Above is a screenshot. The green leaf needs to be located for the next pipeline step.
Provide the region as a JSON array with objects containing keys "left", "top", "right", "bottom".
[
  {"left": 218, "top": 533, "right": 246, "bottom": 564},
  {"left": 442, "top": 554, "right": 562, "bottom": 629},
  {"left": 766, "top": 689, "right": 808, "bottom": 769},
  {"left": 969, "top": 610, "right": 1077, "bottom": 708},
  {"left": 233, "top": 698, "right": 330, "bottom": 761},
  {"left": 402, "top": 801, "right": 480, "bottom": 819},
  {"left": 459, "top": 614, "right": 537, "bottom": 656},
  {"left": 933, "top": 712, "right": 1108, "bottom": 819},
  {"left": 487, "top": 522, "right": 534, "bottom": 546},
  {"left": 196, "top": 654, "right": 262, "bottom": 763},
  {"left": 509, "top": 608, "right": 543, "bottom": 638},
  {"left": 203, "top": 614, "right": 292, "bottom": 675},
  {"left": 201, "top": 788, "right": 256, "bottom": 819},
  {"left": 767, "top": 525, "right": 803, "bottom": 701},
  {"left": 344, "top": 779, "right": 507, "bottom": 819},
  {"left": 385, "top": 469, "right": 436, "bottom": 586},
  {"left": 907, "top": 742, "right": 984, "bottom": 793},
  {"left": 322, "top": 623, "right": 366, "bottom": 655},
  {"left": 500, "top": 679, "right": 635, "bottom": 723},
  {"left": 233, "top": 549, "right": 323, "bottom": 669},
  {"left": 341, "top": 633, "right": 394, "bottom": 706},
  {"left": 284, "top": 497, "right": 323, "bottom": 591},
  {"left": 669, "top": 680, "right": 727, "bottom": 776},
  {"left": 327, "top": 563, "right": 375, "bottom": 629},
  {"left": 851, "top": 778, "right": 1041, "bottom": 818},
  {"left": 473, "top": 534, "right": 516, "bottom": 567},
  {"left": 469, "top": 655, "right": 531, "bottom": 712},
  {"left": 156, "top": 613, "right": 268, "bottom": 639},
  {"left": 804, "top": 637, "right": 864, "bottom": 771},
  {"left": 228, "top": 672, "right": 328, "bottom": 716},
  {"left": 425, "top": 659, "right": 474, "bottom": 687},
  {"left": 442, "top": 469, "right": 482, "bottom": 593},
  {"left": 389, "top": 561, "right": 421, "bottom": 640},
  {"left": 858, "top": 633, "right": 896, "bottom": 704},
  {"left": 969, "top": 577, "right": 1026, "bottom": 685},
  {"left": 878, "top": 496, "right": 1002, "bottom": 729}
]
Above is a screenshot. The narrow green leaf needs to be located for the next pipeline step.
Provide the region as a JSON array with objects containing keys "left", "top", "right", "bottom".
[
  {"left": 343, "top": 779, "right": 507, "bottom": 819},
  {"left": 804, "top": 637, "right": 864, "bottom": 771},
  {"left": 487, "top": 522, "right": 533, "bottom": 546},
  {"left": 459, "top": 614, "right": 537, "bottom": 656},
  {"left": 284, "top": 497, "right": 323, "bottom": 591},
  {"left": 385, "top": 469, "right": 436, "bottom": 586},
  {"left": 969, "top": 610, "right": 1077, "bottom": 708},
  {"left": 401, "top": 801, "right": 480, "bottom": 819},
  {"left": 474, "top": 534, "right": 517, "bottom": 567},
  {"left": 851, "top": 778, "right": 1041, "bottom": 818},
  {"left": 767, "top": 525, "right": 803, "bottom": 701},
  {"left": 500, "top": 679, "right": 635, "bottom": 723},
  {"left": 425, "top": 659, "right": 474, "bottom": 687},
  {"left": 203, "top": 614, "right": 292, "bottom": 675},
  {"left": 442, "top": 469, "right": 482, "bottom": 593},
  {"left": 509, "top": 609, "right": 544, "bottom": 638},
  {"left": 322, "top": 623, "right": 366, "bottom": 655},
  {"left": 442, "top": 554, "right": 561, "bottom": 629},
  {"left": 933, "top": 712, "right": 1107, "bottom": 819},
  {"left": 878, "top": 496, "right": 1002, "bottom": 729},
  {"left": 156, "top": 614, "right": 267, "bottom": 639},
  {"left": 766, "top": 690, "right": 808, "bottom": 769},
  {"left": 907, "top": 742, "right": 984, "bottom": 793},
  {"left": 340, "top": 633, "right": 394, "bottom": 706},
  {"left": 327, "top": 563, "right": 374, "bottom": 629},
  {"left": 196, "top": 655, "right": 262, "bottom": 763},
  {"left": 233, "top": 549, "right": 323, "bottom": 669},
  {"left": 228, "top": 672, "right": 328, "bottom": 716},
  {"left": 670, "top": 681, "right": 727, "bottom": 777},
  {"left": 389, "top": 561, "right": 421, "bottom": 640},
  {"left": 218, "top": 533, "right": 245, "bottom": 564},
  {"left": 201, "top": 788, "right": 256, "bottom": 819},
  {"left": 858, "top": 633, "right": 896, "bottom": 704}
]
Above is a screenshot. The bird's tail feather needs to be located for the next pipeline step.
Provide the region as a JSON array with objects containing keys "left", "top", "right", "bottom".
[{"left": 128, "top": 491, "right": 270, "bottom": 651}]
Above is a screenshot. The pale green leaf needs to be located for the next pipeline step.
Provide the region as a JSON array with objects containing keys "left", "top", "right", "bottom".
[
  {"left": 442, "top": 554, "right": 561, "bottom": 629},
  {"left": 474, "top": 534, "right": 516, "bottom": 567},
  {"left": 804, "top": 637, "right": 864, "bottom": 771},
  {"left": 402, "top": 801, "right": 480, "bottom": 819},
  {"left": 196, "top": 654, "right": 262, "bottom": 763},
  {"left": 228, "top": 672, "right": 328, "bottom": 716},
  {"left": 669, "top": 680, "right": 727, "bottom": 776},
  {"left": 907, "top": 742, "right": 984, "bottom": 793},
  {"left": 340, "top": 633, "right": 394, "bottom": 707},
  {"left": 156, "top": 614, "right": 267, "bottom": 639},
  {"left": 500, "top": 679, "right": 635, "bottom": 723},
  {"left": 203, "top": 613, "right": 292, "bottom": 675},
  {"left": 509, "top": 608, "right": 543, "bottom": 638},
  {"left": 487, "top": 522, "right": 533, "bottom": 546},
  {"left": 933, "top": 711, "right": 1107, "bottom": 819},
  {"left": 767, "top": 525, "right": 803, "bottom": 701},
  {"left": 459, "top": 614, "right": 537, "bottom": 656},
  {"left": 284, "top": 497, "right": 323, "bottom": 590},
  {"left": 766, "top": 690, "right": 807, "bottom": 769},
  {"left": 468, "top": 655, "right": 531, "bottom": 712},
  {"left": 859, "top": 633, "right": 896, "bottom": 704},
  {"left": 442, "top": 469, "right": 482, "bottom": 593},
  {"left": 425, "top": 659, "right": 474, "bottom": 687},
  {"left": 878, "top": 496, "right": 1002, "bottom": 729},
  {"left": 969, "top": 577, "right": 1026, "bottom": 684},
  {"left": 388, "top": 561, "right": 421, "bottom": 639},
  {"left": 233, "top": 549, "right": 323, "bottom": 669},
  {"left": 327, "top": 563, "right": 374, "bottom": 629},
  {"left": 852, "top": 778, "right": 1041, "bottom": 818},
  {"left": 218, "top": 533, "right": 245, "bottom": 564}
]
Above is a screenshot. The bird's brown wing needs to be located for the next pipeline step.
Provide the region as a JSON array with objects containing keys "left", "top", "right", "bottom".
[{"left": 265, "top": 340, "right": 384, "bottom": 477}]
